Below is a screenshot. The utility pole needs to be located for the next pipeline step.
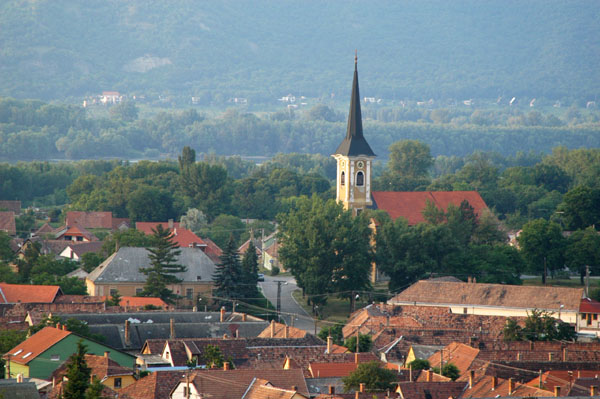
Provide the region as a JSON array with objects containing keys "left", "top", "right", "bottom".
[
  {"left": 586, "top": 265, "right": 591, "bottom": 297},
  {"left": 274, "top": 280, "right": 285, "bottom": 323},
  {"left": 543, "top": 257, "right": 547, "bottom": 286}
]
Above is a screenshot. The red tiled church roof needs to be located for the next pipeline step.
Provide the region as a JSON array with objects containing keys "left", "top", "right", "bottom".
[{"left": 371, "top": 191, "right": 488, "bottom": 225}]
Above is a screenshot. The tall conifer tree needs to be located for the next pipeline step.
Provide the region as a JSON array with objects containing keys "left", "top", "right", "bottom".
[
  {"left": 213, "top": 235, "right": 243, "bottom": 307},
  {"left": 241, "top": 240, "right": 259, "bottom": 299},
  {"left": 63, "top": 341, "right": 91, "bottom": 399}
]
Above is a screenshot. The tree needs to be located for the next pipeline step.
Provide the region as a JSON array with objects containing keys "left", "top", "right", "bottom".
[
  {"left": 517, "top": 219, "right": 566, "bottom": 284},
  {"left": 85, "top": 376, "right": 105, "bottom": 399},
  {"left": 433, "top": 363, "right": 460, "bottom": 380},
  {"left": 109, "top": 101, "right": 138, "bottom": 121},
  {"left": 81, "top": 252, "right": 104, "bottom": 273},
  {"left": 0, "top": 231, "right": 15, "bottom": 263},
  {"left": 212, "top": 235, "right": 243, "bottom": 307},
  {"left": 180, "top": 208, "right": 208, "bottom": 233},
  {"left": 277, "top": 196, "right": 372, "bottom": 313},
  {"left": 105, "top": 290, "right": 122, "bottom": 307},
  {"left": 343, "top": 334, "right": 372, "bottom": 353},
  {"left": 63, "top": 341, "right": 92, "bottom": 399},
  {"left": 240, "top": 241, "right": 259, "bottom": 299},
  {"left": 342, "top": 361, "right": 396, "bottom": 392},
  {"left": 139, "top": 225, "right": 186, "bottom": 303},
  {"left": 566, "top": 227, "right": 600, "bottom": 285},
  {"left": 560, "top": 186, "right": 600, "bottom": 230},
  {"left": 503, "top": 318, "right": 523, "bottom": 341},
  {"left": 503, "top": 310, "right": 576, "bottom": 341},
  {"left": 407, "top": 358, "right": 430, "bottom": 371},
  {"left": 202, "top": 344, "right": 226, "bottom": 368},
  {"left": 101, "top": 228, "right": 155, "bottom": 257},
  {"left": 388, "top": 140, "right": 433, "bottom": 178},
  {"left": 126, "top": 185, "right": 175, "bottom": 223},
  {"left": 317, "top": 324, "right": 344, "bottom": 345},
  {"left": 0, "top": 330, "right": 27, "bottom": 378}
]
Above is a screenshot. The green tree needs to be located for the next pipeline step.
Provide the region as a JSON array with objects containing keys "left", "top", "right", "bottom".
[
  {"left": 388, "top": 140, "right": 433, "bottom": 178},
  {"left": 519, "top": 309, "right": 576, "bottom": 341},
  {"left": 63, "top": 341, "right": 91, "bottom": 399},
  {"left": 84, "top": 376, "right": 105, "bottom": 399},
  {"left": 517, "top": 219, "right": 566, "bottom": 284},
  {"left": 15, "top": 210, "right": 36, "bottom": 238},
  {"left": 433, "top": 363, "right": 460, "bottom": 380},
  {"left": 105, "top": 290, "right": 122, "bottom": 306},
  {"left": 343, "top": 334, "right": 372, "bottom": 353},
  {"left": 109, "top": 101, "right": 139, "bottom": 122},
  {"left": 240, "top": 241, "right": 259, "bottom": 299},
  {"left": 566, "top": 227, "right": 600, "bottom": 285},
  {"left": 203, "top": 214, "right": 246, "bottom": 250},
  {"left": 202, "top": 344, "right": 226, "bottom": 368},
  {"left": 407, "top": 358, "right": 430, "bottom": 371},
  {"left": 180, "top": 208, "right": 208, "bottom": 233},
  {"left": 317, "top": 324, "right": 344, "bottom": 345},
  {"left": 503, "top": 318, "right": 523, "bottom": 341},
  {"left": 342, "top": 361, "right": 396, "bottom": 393},
  {"left": 212, "top": 235, "right": 243, "bottom": 307},
  {"left": 81, "top": 252, "right": 104, "bottom": 273},
  {"left": 0, "top": 231, "right": 15, "bottom": 263},
  {"left": 560, "top": 186, "right": 600, "bottom": 230},
  {"left": 139, "top": 225, "right": 186, "bottom": 303},
  {"left": 101, "top": 228, "right": 155, "bottom": 257},
  {"left": 0, "top": 330, "right": 27, "bottom": 378},
  {"left": 126, "top": 185, "right": 175, "bottom": 223}
]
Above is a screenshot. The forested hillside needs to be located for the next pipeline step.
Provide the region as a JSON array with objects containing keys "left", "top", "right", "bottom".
[{"left": 1, "top": 0, "right": 598, "bottom": 103}]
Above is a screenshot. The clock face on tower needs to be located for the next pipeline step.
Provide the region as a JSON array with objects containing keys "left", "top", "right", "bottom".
[{"left": 356, "top": 161, "right": 364, "bottom": 169}]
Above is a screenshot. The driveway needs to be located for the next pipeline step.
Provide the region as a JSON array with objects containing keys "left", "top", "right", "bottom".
[{"left": 259, "top": 274, "right": 316, "bottom": 334}]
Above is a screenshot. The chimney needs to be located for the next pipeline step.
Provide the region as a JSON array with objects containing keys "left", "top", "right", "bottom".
[
  {"left": 539, "top": 370, "right": 543, "bottom": 389},
  {"left": 355, "top": 392, "right": 360, "bottom": 399},
  {"left": 223, "top": 362, "right": 230, "bottom": 371},
  {"left": 549, "top": 352, "right": 553, "bottom": 361},
  {"left": 168, "top": 219, "right": 174, "bottom": 229},
  {"left": 235, "top": 329, "right": 239, "bottom": 338},
  {"left": 284, "top": 325, "right": 290, "bottom": 339},
  {"left": 124, "top": 320, "right": 131, "bottom": 346},
  {"left": 508, "top": 378, "right": 514, "bottom": 395},
  {"left": 170, "top": 318, "right": 175, "bottom": 339},
  {"left": 329, "top": 386, "right": 335, "bottom": 395},
  {"left": 62, "top": 324, "right": 67, "bottom": 331},
  {"left": 492, "top": 376, "right": 498, "bottom": 390},
  {"left": 16, "top": 373, "right": 23, "bottom": 383},
  {"left": 554, "top": 386, "right": 561, "bottom": 397},
  {"left": 530, "top": 341, "right": 534, "bottom": 350},
  {"left": 56, "top": 323, "right": 61, "bottom": 330},
  {"left": 591, "top": 386, "right": 597, "bottom": 396},
  {"left": 359, "top": 383, "right": 366, "bottom": 392},
  {"left": 52, "top": 376, "right": 56, "bottom": 388},
  {"left": 517, "top": 352, "right": 521, "bottom": 361},
  {"left": 386, "top": 315, "right": 390, "bottom": 327},
  {"left": 270, "top": 320, "right": 276, "bottom": 338},
  {"left": 427, "top": 370, "right": 432, "bottom": 382},
  {"left": 220, "top": 306, "right": 226, "bottom": 322},
  {"left": 327, "top": 335, "right": 333, "bottom": 354},
  {"left": 291, "top": 386, "right": 298, "bottom": 392},
  {"left": 242, "top": 313, "right": 247, "bottom": 322},
  {"left": 473, "top": 277, "right": 476, "bottom": 283},
  {"left": 355, "top": 352, "right": 359, "bottom": 364},
  {"left": 563, "top": 348, "right": 567, "bottom": 362},
  {"left": 469, "top": 370, "right": 474, "bottom": 389},
  {"left": 468, "top": 277, "right": 472, "bottom": 283},
  {"left": 104, "top": 351, "right": 109, "bottom": 359}
]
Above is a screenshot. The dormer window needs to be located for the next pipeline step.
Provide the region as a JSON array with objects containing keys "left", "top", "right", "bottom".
[
  {"left": 341, "top": 171, "right": 345, "bottom": 185},
  {"left": 356, "top": 171, "right": 364, "bottom": 186}
]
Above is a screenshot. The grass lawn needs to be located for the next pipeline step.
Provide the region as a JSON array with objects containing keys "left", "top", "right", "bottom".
[
  {"left": 292, "top": 281, "right": 391, "bottom": 325},
  {"left": 522, "top": 277, "right": 587, "bottom": 288}
]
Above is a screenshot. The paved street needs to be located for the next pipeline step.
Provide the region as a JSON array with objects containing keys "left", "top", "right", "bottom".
[{"left": 259, "top": 274, "right": 316, "bottom": 334}]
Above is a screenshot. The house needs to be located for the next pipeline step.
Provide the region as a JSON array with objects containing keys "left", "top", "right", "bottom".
[
  {"left": 0, "top": 379, "right": 40, "bottom": 399},
  {"left": 117, "top": 370, "right": 186, "bottom": 399},
  {"left": 427, "top": 342, "right": 480, "bottom": 376},
  {"left": 258, "top": 320, "right": 308, "bottom": 339},
  {"left": 579, "top": 297, "right": 600, "bottom": 335},
  {"left": 242, "top": 378, "right": 309, "bottom": 399},
  {"left": 0, "top": 211, "right": 16, "bottom": 236},
  {"left": 59, "top": 241, "right": 104, "bottom": 261},
  {"left": 3, "top": 325, "right": 136, "bottom": 379},
  {"left": 51, "top": 353, "right": 136, "bottom": 390},
  {"left": 53, "top": 224, "right": 98, "bottom": 242},
  {"left": 59, "top": 311, "right": 268, "bottom": 352},
  {"left": 100, "top": 91, "right": 121, "bottom": 104},
  {"left": 388, "top": 280, "right": 584, "bottom": 325},
  {"left": 396, "top": 381, "right": 467, "bottom": 399},
  {"left": 202, "top": 236, "right": 223, "bottom": 263},
  {"left": 85, "top": 246, "right": 217, "bottom": 307},
  {"left": 169, "top": 369, "right": 310, "bottom": 399},
  {"left": 460, "top": 371, "right": 553, "bottom": 398},
  {"left": 66, "top": 211, "right": 130, "bottom": 231},
  {"left": 0, "top": 283, "right": 63, "bottom": 304}
]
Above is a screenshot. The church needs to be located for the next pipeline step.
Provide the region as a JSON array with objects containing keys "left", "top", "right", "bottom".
[{"left": 332, "top": 57, "right": 488, "bottom": 232}]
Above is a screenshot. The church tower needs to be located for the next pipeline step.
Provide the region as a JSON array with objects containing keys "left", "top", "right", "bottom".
[{"left": 332, "top": 55, "right": 376, "bottom": 215}]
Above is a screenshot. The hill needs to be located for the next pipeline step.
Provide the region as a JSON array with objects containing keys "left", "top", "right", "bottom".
[{"left": 0, "top": 0, "right": 598, "bottom": 104}]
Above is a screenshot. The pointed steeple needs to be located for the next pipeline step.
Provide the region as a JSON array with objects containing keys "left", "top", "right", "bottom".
[{"left": 334, "top": 53, "right": 375, "bottom": 157}]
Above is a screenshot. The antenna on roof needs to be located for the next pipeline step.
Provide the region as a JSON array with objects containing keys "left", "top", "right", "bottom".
[{"left": 355, "top": 50, "right": 358, "bottom": 68}]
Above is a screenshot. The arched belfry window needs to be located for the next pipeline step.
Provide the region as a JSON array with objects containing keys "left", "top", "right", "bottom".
[
  {"left": 341, "top": 171, "right": 345, "bottom": 185},
  {"left": 356, "top": 171, "right": 364, "bottom": 186}
]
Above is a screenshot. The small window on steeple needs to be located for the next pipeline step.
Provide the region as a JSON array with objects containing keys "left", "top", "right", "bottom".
[
  {"left": 356, "top": 171, "right": 364, "bottom": 186},
  {"left": 341, "top": 171, "right": 345, "bottom": 185}
]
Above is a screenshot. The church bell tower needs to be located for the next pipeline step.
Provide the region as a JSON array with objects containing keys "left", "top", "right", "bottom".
[{"left": 332, "top": 54, "right": 376, "bottom": 215}]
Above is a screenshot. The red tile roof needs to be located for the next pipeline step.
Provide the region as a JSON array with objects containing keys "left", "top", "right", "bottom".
[
  {"left": 66, "top": 211, "right": 114, "bottom": 229},
  {"left": 427, "top": 343, "right": 480, "bottom": 376},
  {"left": 308, "top": 361, "right": 358, "bottom": 378},
  {"left": 203, "top": 237, "right": 223, "bottom": 263},
  {"left": 462, "top": 373, "right": 553, "bottom": 398},
  {"left": 100, "top": 296, "right": 168, "bottom": 308},
  {"left": 119, "top": 370, "right": 183, "bottom": 399},
  {"left": 243, "top": 378, "right": 306, "bottom": 399},
  {"left": 136, "top": 221, "right": 180, "bottom": 235},
  {"left": 397, "top": 381, "right": 467, "bottom": 399},
  {"left": 136, "top": 222, "right": 206, "bottom": 248},
  {"left": 0, "top": 283, "right": 62, "bottom": 304},
  {"left": 4, "top": 326, "right": 71, "bottom": 365},
  {"left": 257, "top": 321, "right": 307, "bottom": 339},
  {"left": 0, "top": 200, "right": 21, "bottom": 214},
  {"left": 371, "top": 191, "right": 488, "bottom": 225},
  {"left": 0, "top": 211, "right": 16, "bottom": 235},
  {"left": 580, "top": 297, "right": 600, "bottom": 313}
]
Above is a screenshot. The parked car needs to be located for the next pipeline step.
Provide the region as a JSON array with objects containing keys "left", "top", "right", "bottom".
[{"left": 257, "top": 273, "right": 265, "bottom": 282}]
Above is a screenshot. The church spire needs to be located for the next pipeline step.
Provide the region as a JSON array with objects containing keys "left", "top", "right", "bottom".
[{"left": 334, "top": 53, "right": 375, "bottom": 157}]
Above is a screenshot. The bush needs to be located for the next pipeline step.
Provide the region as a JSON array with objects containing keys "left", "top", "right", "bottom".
[{"left": 270, "top": 266, "right": 280, "bottom": 276}]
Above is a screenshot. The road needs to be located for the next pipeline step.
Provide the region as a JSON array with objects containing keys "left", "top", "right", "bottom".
[{"left": 259, "top": 274, "right": 316, "bottom": 334}]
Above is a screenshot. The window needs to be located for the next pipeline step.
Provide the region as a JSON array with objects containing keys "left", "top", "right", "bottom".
[
  {"left": 135, "top": 288, "right": 143, "bottom": 295},
  {"left": 186, "top": 288, "right": 193, "bottom": 300},
  {"left": 582, "top": 314, "right": 587, "bottom": 320},
  {"left": 22, "top": 352, "right": 32, "bottom": 359},
  {"left": 197, "top": 276, "right": 202, "bottom": 281},
  {"left": 463, "top": 307, "right": 468, "bottom": 314},
  {"left": 341, "top": 171, "right": 345, "bottom": 185},
  {"left": 110, "top": 288, "right": 118, "bottom": 297},
  {"left": 356, "top": 171, "right": 364, "bottom": 186},
  {"left": 594, "top": 314, "right": 598, "bottom": 321},
  {"left": 114, "top": 378, "right": 122, "bottom": 389},
  {"left": 51, "top": 354, "right": 60, "bottom": 361},
  {"left": 13, "top": 349, "right": 22, "bottom": 356}
]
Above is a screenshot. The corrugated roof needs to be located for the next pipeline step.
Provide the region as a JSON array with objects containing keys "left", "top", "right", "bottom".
[
  {"left": 371, "top": 191, "right": 488, "bottom": 225},
  {"left": 0, "top": 283, "right": 62, "bottom": 304},
  {"left": 5, "top": 326, "right": 71, "bottom": 365},
  {"left": 390, "top": 280, "right": 584, "bottom": 312},
  {"left": 87, "top": 246, "right": 216, "bottom": 283}
]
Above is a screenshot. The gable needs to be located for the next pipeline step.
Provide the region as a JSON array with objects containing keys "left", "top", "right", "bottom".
[{"left": 371, "top": 191, "right": 488, "bottom": 225}]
